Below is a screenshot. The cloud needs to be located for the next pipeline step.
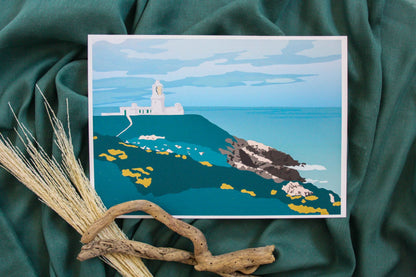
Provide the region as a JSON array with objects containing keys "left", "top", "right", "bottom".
[
  {"left": 93, "top": 70, "right": 128, "bottom": 80},
  {"left": 129, "top": 56, "right": 326, "bottom": 83},
  {"left": 243, "top": 81, "right": 263, "bottom": 86},
  {"left": 91, "top": 70, "right": 319, "bottom": 108},
  {"left": 91, "top": 37, "right": 341, "bottom": 78},
  {"left": 90, "top": 36, "right": 344, "bottom": 108},
  {"left": 164, "top": 72, "right": 316, "bottom": 88},
  {"left": 92, "top": 39, "right": 205, "bottom": 75},
  {"left": 120, "top": 38, "right": 288, "bottom": 61},
  {"left": 93, "top": 87, "right": 118, "bottom": 92},
  {"left": 265, "top": 78, "right": 300, "bottom": 84},
  {"left": 218, "top": 39, "right": 341, "bottom": 67},
  {"left": 91, "top": 37, "right": 342, "bottom": 92},
  {"left": 90, "top": 35, "right": 128, "bottom": 45}
]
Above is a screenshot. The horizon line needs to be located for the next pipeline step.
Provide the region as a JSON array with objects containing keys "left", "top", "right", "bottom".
[{"left": 93, "top": 105, "right": 342, "bottom": 109}]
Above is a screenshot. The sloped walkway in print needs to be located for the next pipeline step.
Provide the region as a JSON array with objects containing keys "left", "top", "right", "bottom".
[{"left": 116, "top": 114, "right": 133, "bottom": 137}]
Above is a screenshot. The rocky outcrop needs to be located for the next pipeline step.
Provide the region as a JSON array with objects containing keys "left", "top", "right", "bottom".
[
  {"left": 281, "top": 181, "right": 312, "bottom": 197},
  {"left": 219, "top": 137, "right": 306, "bottom": 183}
]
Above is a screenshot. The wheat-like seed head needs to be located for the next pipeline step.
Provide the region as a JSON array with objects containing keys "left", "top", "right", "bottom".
[{"left": 0, "top": 86, "right": 152, "bottom": 277}]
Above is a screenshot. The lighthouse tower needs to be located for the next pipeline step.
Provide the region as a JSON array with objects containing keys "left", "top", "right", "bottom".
[
  {"left": 101, "top": 80, "right": 184, "bottom": 116},
  {"left": 151, "top": 80, "right": 165, "bottom": 114}
]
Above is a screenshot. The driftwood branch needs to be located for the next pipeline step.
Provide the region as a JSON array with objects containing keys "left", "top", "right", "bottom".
[
  {"left": 78, "top": 200, "right": 276, "bottom": 276},
  {"left": 78, "top": 239, "right": 197, "bottom": 265}
]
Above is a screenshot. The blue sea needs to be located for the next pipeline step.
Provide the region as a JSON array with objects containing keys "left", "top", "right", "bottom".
[
  {"left": 184, "top": 107, "right": 343, "bottom": 195},
  {"left": 93, "top": 106, "right": 344, "bottom": 216}
]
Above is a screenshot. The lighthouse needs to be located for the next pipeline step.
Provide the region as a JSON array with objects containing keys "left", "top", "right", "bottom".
[
  {"left": 151, "top": 80, "right": 166, "bottom": 114},
  {"left": 101, "top": 80, "right": 184, "bottom": 116}
]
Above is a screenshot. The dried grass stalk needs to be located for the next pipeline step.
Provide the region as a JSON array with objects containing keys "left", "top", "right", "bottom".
[{"left": 0, "top": 86, "right": 152, "bottom": 277}]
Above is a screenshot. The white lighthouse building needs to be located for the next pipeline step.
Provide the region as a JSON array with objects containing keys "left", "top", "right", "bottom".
[
  {"left": 101, "top": 80, "right": 184, "bottom": 116},
  {"left": 151, "top": 80, "right": 165, "bottom": 114}
]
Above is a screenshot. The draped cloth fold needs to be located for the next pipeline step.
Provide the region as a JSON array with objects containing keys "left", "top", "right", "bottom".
[{"left": 0, "top": 1, "right": 415, "bottom": 276}]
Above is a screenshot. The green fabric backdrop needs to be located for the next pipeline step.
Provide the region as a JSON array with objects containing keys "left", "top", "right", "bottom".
[{"left": 1, "top": 1, "right": 415, "bottom": 276}]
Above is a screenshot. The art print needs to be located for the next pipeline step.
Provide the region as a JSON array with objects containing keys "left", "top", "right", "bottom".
[{"left": 88, "top": 35, "right": 347, "bottom": 218}]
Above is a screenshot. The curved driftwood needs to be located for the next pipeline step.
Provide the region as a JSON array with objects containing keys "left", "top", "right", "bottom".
[
  {"left": 78, "top": 200, "right": 276, "bottom": 276},
  {"left": 78, "top": 239, "right": 197, "bottom": 265}
]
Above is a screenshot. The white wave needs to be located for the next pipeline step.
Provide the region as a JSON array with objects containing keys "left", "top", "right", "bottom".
[
  {"left": 305, "top": 178, "right": 319, "bottom": 184},
  {"left": 305, "top": 179, "right": 328, "bottom": 184},
  {"left": 139, "top": 135, "right": 165, "bottom": 141},
  {"left": 329, "top": 193, "right": 335, "bottom": 203},
  {"left": 287, "top": 164, "right": 327, "bottom": 171}
]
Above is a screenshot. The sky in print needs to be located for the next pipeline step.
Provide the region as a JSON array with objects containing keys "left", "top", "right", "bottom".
[{"left": 90, "top": 36, "right": 344, "bottom": 108}]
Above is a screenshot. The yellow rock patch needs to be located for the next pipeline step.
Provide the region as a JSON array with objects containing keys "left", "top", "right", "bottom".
[
  {"left": 241, "top": 189, "right": 256, "bottom": 197},
  {"left": 122, "top": 169, "right": 141, "bottom": 178},
  {"left": 175, "top": 154, "right": 181, "bottom": 158},
  {"left": 156, "top": 151, "right": 170, "bottom": 155},
  {"left": 108, "top": 149, "right": 128, "bottom": 159},
  {"left": 132, "top": 168, "right": 150, "bottom": 175},
  {"left": 182, "top": 155, "right": 187, "bottom": 159},
  {"left": 333, "top": 201, "right": 341, "bottom": 206},
  {"left": 288, "top": 204, "right": 329, "bottom": 215},
  {"left": 200, "top": 161, "right": 213, "bottom": 167},
  {"left": 301, "top": 199, "right": 306, "bottom": 203},
  {"left": 146, "top": 149, "right": 152, "bottom": 153},
  {"left": 119, "top": 142, "right": 138, "bottom": 148},
  {"left": 146, "top": 166, "right": 154, "bottom": 171},
  {"left": 270, "top": 190, "right": 277, "bottom": 195},
  {"left": 220, "top": 183, "right": 234, "bottom": 190},
  {"left": 99, "top": 153, "right": 116, "bottom": 162},
  {"left": 136, "top": 177, "right": 152, "bottom": 188},
  {"left": 286, "top": 194, "right": 302, "bottom": 200},
  {"left": 305, "top": 195, "right": 318, "bottom": 201},
  {"left": 93, "top": 136, "right": 98, "bottom": 140},
  {"left": 122, "top": 169, "right": 152, "bottom": 188}
]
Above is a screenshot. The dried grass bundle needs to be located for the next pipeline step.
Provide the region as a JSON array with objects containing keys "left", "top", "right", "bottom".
[{"left": 0, "top": 86, "right": 152, "bottom": 277}]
